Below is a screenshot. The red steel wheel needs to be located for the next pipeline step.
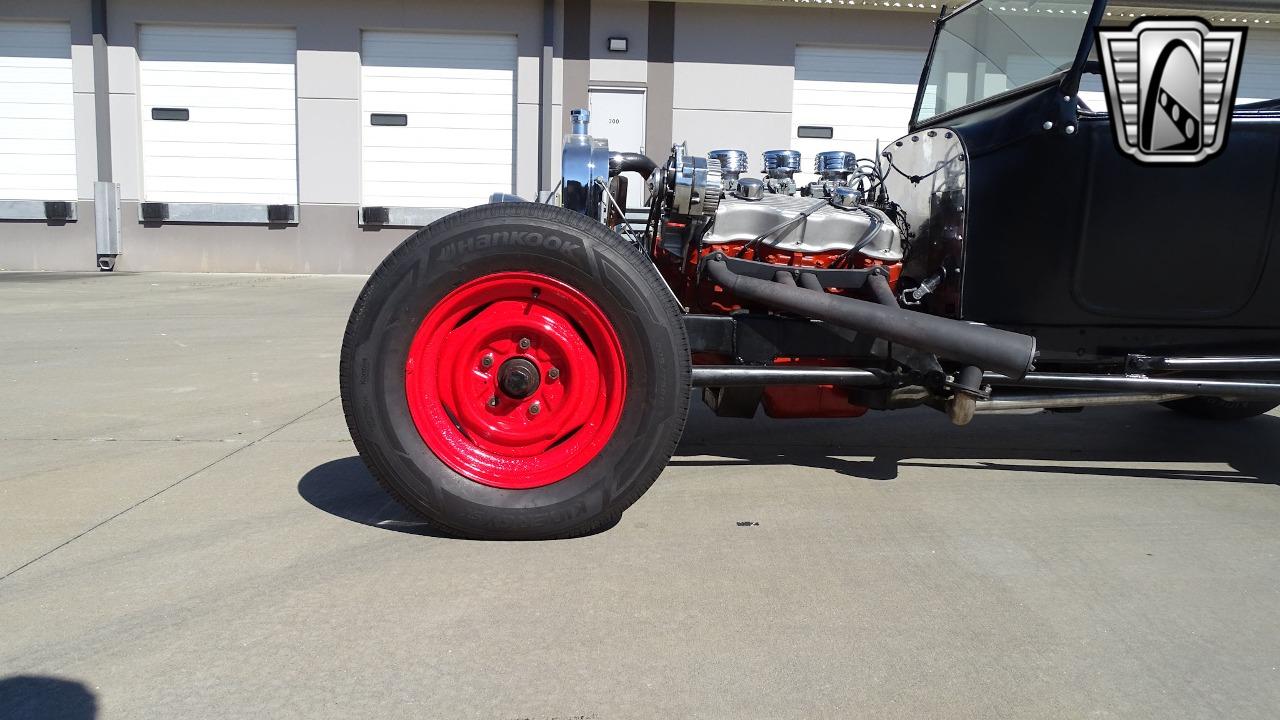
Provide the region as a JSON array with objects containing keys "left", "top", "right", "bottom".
[
  {"left": 341, "top": 202, "right": 689, "bottom": 539},
  {"left": 404, "top": 272, "right": 627, "bottom": 489}
]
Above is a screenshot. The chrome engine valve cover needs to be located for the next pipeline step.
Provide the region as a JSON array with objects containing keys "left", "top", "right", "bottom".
[
  {"left": 762, "top": 149, "right": 802, "bottom": 178},
  {"left": 672, "top": 153, "right": 724, "bottom": 217},
  {"left": 815, "top": 150, "right": 857, "bottom": 181},
  {"left": 708, "top": 149, "right": 749, "bottom": 187},
  {"left": 703, "top": 193, "right": 902, "bottom": 261}
]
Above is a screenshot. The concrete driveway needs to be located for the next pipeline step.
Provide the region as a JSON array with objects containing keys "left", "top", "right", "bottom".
[{"left": 2, "top": 272, "right": 1278, "bottom": 720}]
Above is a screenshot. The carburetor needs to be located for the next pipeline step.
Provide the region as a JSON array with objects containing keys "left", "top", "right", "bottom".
[{"left": 762, "top": 150, "right": 802, "bottom": 195}]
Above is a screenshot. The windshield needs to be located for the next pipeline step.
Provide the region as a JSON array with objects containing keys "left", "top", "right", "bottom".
[{"left": 916, "top": 0, "right": 1095, "bottom": 124}]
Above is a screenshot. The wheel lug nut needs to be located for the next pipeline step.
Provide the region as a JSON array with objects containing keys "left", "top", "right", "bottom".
[
  {"left": 481, "top": 354, "right": 493, "bottom": 368},
  {"left": 547, "top": 367, "right": 560, "bottom": 380},
  {"left": 529, "top": 401, "right": 541, "bottom": 415},
  {"left": 487, "top": 396, "right": 498, "bottom": 407},
  {"left": 518, "top": 337, "right": 531, "bottom": 350}
]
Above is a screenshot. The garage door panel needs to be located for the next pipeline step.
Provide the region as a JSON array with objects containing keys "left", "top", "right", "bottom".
[
  {"left": 140, "top": 67, "right": 295, "bottom": 91},
  {"left": 788, "top": 85, "right": 921, "bottom": 101},
  {"left": 0, "top": 101, "right": 75, "bottom": 120},
  {"left": 1, "top": 154, "right": 76, "bottom": 176},
  {"left": 0, "top": 137, "right": 75, "bottom": 156},
  {"left": 0, "top": 20, "right": 74, "bottom": 201},
  {"left": 363, "top": 146, "right": 513, "bottom": 165},
  {"left": 143, "top": 190, "right": 295, "bottom": 204},
  {"left": 361, "top": 30, "right": 515, "bottom": 208},
  {"left": 142, "top": 121, "right": 297, "bottom": 145},
  {"left": 361, "top": 74, "right": 512, "bottom": 93},
  {"left": 364, "top": 161, "right": 513, "bottom": 185},
  {"left": 142, "top": 141, "right": 297, "bottom": 161},
  {"left": 363, "top": 126, "right": 513, "bottom": 149},
  {"left": 0, "top": 66, "right": 75, "bottom": 86},
  {"left": 362, "top": 93, "right": 515, "bottom": 117},
  {"left": 0, "top": 23, "right": 71, "bottom": 58},
  {"left": 0, "top": 177, "right": 77, "bottom": 196},
  {"left": 143, "top": 155, "right": 297, "bottom": 180},
  {"left": 140, "top": 87, "right": 297, "bottom": 111},
  {"left": 145, "top": 175, "right": 299, "bottom": 193},
  {"left": 0, "top": 117, "right": 75, "bottom": 140},
  {"left": 363, "top": 182, "right": 512, "bottom": 205},
  {"left": 363, "top": 34, "right": 515, "bottom": 67},
  {"left": 139, "top": 27, "right": 295, "bottom": 62},
  {"left": 1237, "top": 33, "right": 1280, "bottom": 102},
  {"left": 0, "top": 83, "right": 77, "bottom": 106},
  {"left": 139, "top": 25, "right": 297, "bottom": 204}
]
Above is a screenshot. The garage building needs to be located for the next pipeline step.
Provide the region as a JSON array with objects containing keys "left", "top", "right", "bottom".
[{"left": 2, "top": 0, "right": 1278, "bottom": 273}]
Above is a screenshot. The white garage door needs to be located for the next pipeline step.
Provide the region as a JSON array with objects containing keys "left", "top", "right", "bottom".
[
  {"left": 361, "top": 31, "right": 516, "bottom": 208},
  {"left": 1237, "top": 31, "right": 1280, "bottom": 103},
  {"left": 0, "top": 21, "right": 75, "bottom": 201},
  {"left": 792, "top": 46, "right": 929, "bottom": 183},
  {"left": 139, "top": 25, "right": 297, "bottom": 204}
]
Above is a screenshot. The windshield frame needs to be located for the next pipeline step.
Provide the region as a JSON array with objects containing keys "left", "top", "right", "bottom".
[{"left": 909, "top": 0, "right": 1108, "bottom": 131}]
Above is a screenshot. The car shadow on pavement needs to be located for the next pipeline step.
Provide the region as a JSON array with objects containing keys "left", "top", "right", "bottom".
[
  {"left": 297, "top": 457, "right": 456, "bottom": 537},
  {"left": 669, "top": 403, "right": 1280, "bottom": 485},
  {"left": 300, "top": 406, "right": 1278, "bottom": 534},
  {"left": 0, "top": 675, "right": 97, "bottom": 720}
]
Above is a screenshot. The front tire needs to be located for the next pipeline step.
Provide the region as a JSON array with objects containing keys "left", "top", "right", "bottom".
[{"left": 340, "top": 203, "right": 690, "bottom": 540}]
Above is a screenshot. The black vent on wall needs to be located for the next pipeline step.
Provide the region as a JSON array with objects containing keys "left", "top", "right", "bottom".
[
  {"left": 362, "top": 206, "right": 390, "bottom": 225},
  {"left": 140, "top": 202, "right": 169, "bottom": 221},
  {"left": 43, "top": 201, "right": 73, "bottom": 220}
]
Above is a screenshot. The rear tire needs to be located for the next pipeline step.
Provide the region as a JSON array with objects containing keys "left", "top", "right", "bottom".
[
  {"left": 1161, "top": 396, "right": 1279, "bottom": 421},
  {"left": 340, "top": 203, "right": 690, "bottom": 540}
]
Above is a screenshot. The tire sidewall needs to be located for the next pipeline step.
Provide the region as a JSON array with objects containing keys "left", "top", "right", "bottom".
[{"left": 343, "top": 204, "right": 688, "bottom": 538}]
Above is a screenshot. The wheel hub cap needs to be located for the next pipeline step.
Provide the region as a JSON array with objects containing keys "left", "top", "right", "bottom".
[{"left": 497, "top": 357, "right": 541, "bottom": 399}]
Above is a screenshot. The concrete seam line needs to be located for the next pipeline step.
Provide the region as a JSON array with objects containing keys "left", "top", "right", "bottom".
[{"left": 0, "top": 395, "right": 340, "bottom": 583}]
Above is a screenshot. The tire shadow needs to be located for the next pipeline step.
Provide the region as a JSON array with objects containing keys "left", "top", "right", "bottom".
[
  {"left": 296, "top": 457, "right": 620, "bottom": 538},
  {"left": 296, "top": 457, "right": 455, "bottom": 537},
  {"left": 0, "top": 675, "right": 97, "bottom": 720}
]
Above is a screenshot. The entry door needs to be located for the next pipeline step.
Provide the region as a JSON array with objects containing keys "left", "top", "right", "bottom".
[{"left": 588, "top": 87, "right": 646, "bottom": 209}]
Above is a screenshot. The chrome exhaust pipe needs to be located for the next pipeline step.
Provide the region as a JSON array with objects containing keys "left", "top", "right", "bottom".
[
  {"left": 691, "top": 366, "right": 884, "bottom": 387},
  {"left": 977, "top": 392, "right": 1190, "bottom": 412},
  {"left": 984, "top": 372, "right": 1280, "bottom": 401}
]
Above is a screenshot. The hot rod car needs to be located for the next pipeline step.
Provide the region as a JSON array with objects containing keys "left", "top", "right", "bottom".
[{"left": 340, "top": 0, "right": 1280, "bottom": 539}]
